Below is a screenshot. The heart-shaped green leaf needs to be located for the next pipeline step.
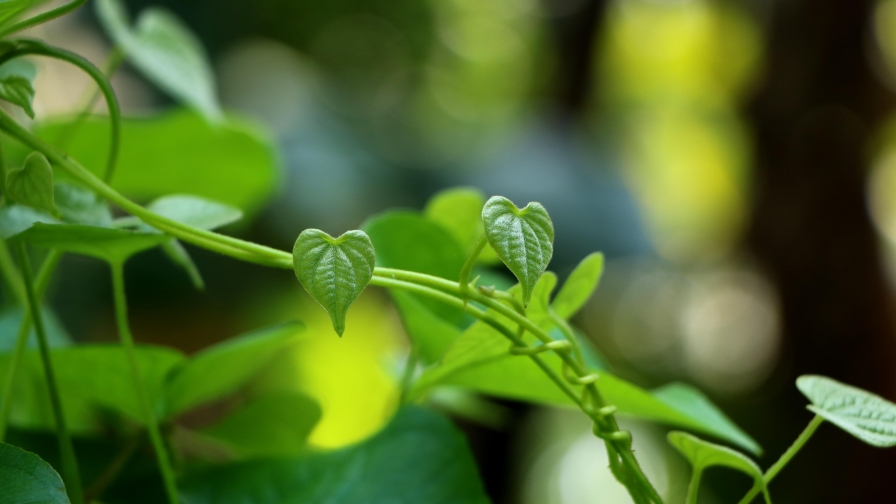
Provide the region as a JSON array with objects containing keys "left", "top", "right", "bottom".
[
  {"left": 0, "top": 442, "right": 69, "bottom": 504},
  {"left": 6, "top": 152, "right": 59, "bottom": 217},
  {"left": 798, "top": 374, "right": 896, "bottom": 447},
  {"left": 293, "top": 229, "right": 376, "bottom": 336},
  {"left": 482, "top": 195, "right": 554, "bottom": 306},
  {"left": 95, "top": 0, "right": 221, "bottom": 121},
  {"left": 0, "top": 74, "right": 34, "bottom": 118},
  {"left": 180, "top": 407, "right": 490, "bottom": 504},
  {"left": 668, "top": 431, "right": 770, "bottom": 504},
  {"left": 552, "top": 252, "right": 604, "bottom": 319}
]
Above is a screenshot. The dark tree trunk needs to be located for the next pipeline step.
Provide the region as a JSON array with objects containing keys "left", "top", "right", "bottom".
[{"left": 745, "top": 0, "right": 896, "bottom": 501}]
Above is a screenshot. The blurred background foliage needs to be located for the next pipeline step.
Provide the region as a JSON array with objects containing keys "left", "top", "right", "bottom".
[{"left": 10, "top": 0, "right": 896, "bottom": 502}]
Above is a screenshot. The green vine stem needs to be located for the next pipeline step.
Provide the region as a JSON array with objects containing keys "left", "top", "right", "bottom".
[
  {"left": 0, "top": 105, "right": 662, "bottom": 503},
  {"left": 686, "top": 470, "right": 703, "bottom": 504},
  {"left": 737, "top": 414, "right": 825, "bottom": 504},
  {"left": 0, "top": 39, "right": 121, "bottom": 182},
  {"left": 0, "top": 0, "right": 89, "bottom": 39},
  {"left": 14, "top": 244, "right": 82, "bottom": 504},
  {"left": 110, "top": 262, "right": 179, "bottom": 504},
  {"left": 0, "top": 248, "right": 62, "bottom": 440}
]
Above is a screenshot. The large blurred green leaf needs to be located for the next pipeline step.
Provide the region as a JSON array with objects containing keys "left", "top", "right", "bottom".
[
  {"left": 180, "top": 406, "right": 491, "bottom": 504},
  {"left": 7, "top": 223, "right": 168, "bottom": 264},
  {"left": 364, "top": 211, "right": 468, "bottom": 356},
  {"left": 0, "top": 307, "right": 71, "bottom": 351},
  {"left": 30, "top": 110, "right": 278, "bottom": 212},
  {"left": 199, "top": 391, "right": 321, "bottom": 459},
  {"left": 164, "top": 322, "right": 304, "bottom": 417},
  {"left": 391, "top": 290, "right": 461, "bottom": 364},
  {"left": 424, "top": 187, "right": 499, "bottom": 264},
  {"left": 0, "top": 1, "right": 35, "bottom": 29},
  {"left": 95, "top": 0, "right": 221, "bottom": 120},
  {"left": 0, "top": 344, "right": 184, "bottom": 432},
  {"left": 145, "top": 195, "right": 242, "bottom": 231},
  {"left": 411, "top": 274, "right": 759, "bottom": 454},
  {"left": 0, "top": 442, "right": 69, "bottom": 504}
]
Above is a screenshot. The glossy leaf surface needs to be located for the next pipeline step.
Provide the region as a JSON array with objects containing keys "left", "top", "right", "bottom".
[
  {"left": 798, "top": 374, "right": 896, "bottom": 447},
  {"left": 96, "top": 0, "right": 221, "bottom": 120},
  {"left": 482, "top": 196, "right": 553, "bottom": 306},
  {"left": 180, "top": 407, "right": 491, "bottom": 504},
  {"left": 6, "top": 152, "right": 58, "bottom": 216},
  {"left": 552, "top": 252, "right": 604, "bottom": 319},
  {"left": 293, "top": 229, "right": 375, "bottom": 336},
  {"left": 0, "top": 442, "right": 69, "bottom": 504}
]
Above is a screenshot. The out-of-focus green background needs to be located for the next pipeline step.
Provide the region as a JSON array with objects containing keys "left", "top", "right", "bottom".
[{"left": 24, "top": 0, "right": 896, "bottom": 502}]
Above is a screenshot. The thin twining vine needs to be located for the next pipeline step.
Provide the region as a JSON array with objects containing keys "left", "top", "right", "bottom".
[
  {"left": 14, "top": 243, "right": 83, "bottom": 504},
  {"left": 0, "top": 104, "right": 664, "bottom": 502},
  {"left": 0, "top": 39, "right": 121, "bottom": 182}
]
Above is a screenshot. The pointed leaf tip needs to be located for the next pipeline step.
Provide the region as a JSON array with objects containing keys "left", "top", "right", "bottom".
[
  {"left": 293, "top": 229, "right": 376, "bottom": 336},
  {"left": 481, "top": 196, "right": 554, "bottom": 306}
]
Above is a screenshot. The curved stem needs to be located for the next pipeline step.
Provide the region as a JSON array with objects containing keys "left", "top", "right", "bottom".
[
  {"left": 458, "top": 234, "right": 486, "bottom": 295},
  {"left": 0, "top": 106, "right": 661, "bottom": 502},
  {"left": 737, "top": 415, "right": 824, "bottom": 504},
  {"left": 0, "top": 0, "right": 89, "bottom": 39},
  {"left": 686, "top": 469, "right": 703, "bottom": 504},
  {"left": 0, "top": 39, "right": 121, "bottom": 182},
  {"left": 0, "top": 248, "right": 61, "bottom": 440},
  {"left": 14, "top": 244, "right": 82, "bottom": 504},
  {"left": 110, "top": 262, "right": 179, "bottom": 504}
]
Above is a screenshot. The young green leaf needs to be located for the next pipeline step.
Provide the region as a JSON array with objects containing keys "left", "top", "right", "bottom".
[
  {"left": 482, "top": 195, "right": 554, "bottom": 306},
  {"left": 293, "top": 229, "right": 376, "bottom": 336},
  {"left": 8, "top": 223, "right": 169, "bottom": 264},
  {"left": 0, "top": 442, "right": 69, "bottom": 504},
  {"left": 95, "top": 0, "right": 221, "bottom": 121},
  {"left": 667, "top": 431, "right": 770, "bottom": 504},
  {"left": 0, "top": 74, "right": 35, "bottom": 118},
  {"left": 6, "top": 152, "right": 59, "bottom": 217},
  {"left": 552, "top": 252, "right": 604, "bottom": 319},
  {"left": 797, "top": 374, "right": 896, "bottom": 447},
  {"left": 199, "top": 391, "right": 321, "bottom": 459},
  {"left": 180, "top": 407, "right": 491, "bottom": 504}
]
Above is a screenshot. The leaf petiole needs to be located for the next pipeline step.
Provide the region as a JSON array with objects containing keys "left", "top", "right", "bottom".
[
  {"left": 14, "top": 244, "right": 83, "bottom": 504},
  {"left": 109, "top": 261, "right": 179, "bottom": 504}
]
